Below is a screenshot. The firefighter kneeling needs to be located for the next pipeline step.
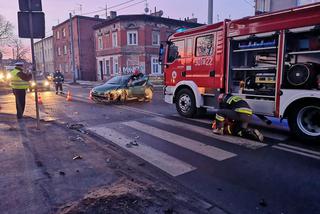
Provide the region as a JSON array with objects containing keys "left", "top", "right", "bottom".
[{"left": 212, "top": 93, "right": 264, "bottom": 142}]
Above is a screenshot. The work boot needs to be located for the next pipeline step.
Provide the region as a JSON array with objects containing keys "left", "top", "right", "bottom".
[
  {"left": 56, "top": 91, "right": 58, "bottom": 95},
  {"left": 60, "top": 91, "right": 64, "bottom": 95},
  {"left": 212, "top": 128, "right": 224, "bottom": 135}
]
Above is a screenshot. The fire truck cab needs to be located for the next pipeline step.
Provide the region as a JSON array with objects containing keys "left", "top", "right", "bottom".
[{"left": 160, "top": 3, "right": 320, "bottom": 142}]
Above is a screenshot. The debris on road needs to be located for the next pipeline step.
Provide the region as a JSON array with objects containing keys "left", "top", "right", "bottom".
[
  {"left": 73, "top": 155, "right": 83, "bottom": 160},
  {"left": 68, "top": 135, "right": 85, "bottom": 143},
  {"left": 59, "top": 171, "right": 66, "bottom": 176},
  {"left": 67, "top": 123, "right": 84, "bottom": 130},
  {"left": 58, "top": 179, "right": 208, "bottom": 214},
  {"left": 259, "top": 199, "right": 267, "bottom": 207}
]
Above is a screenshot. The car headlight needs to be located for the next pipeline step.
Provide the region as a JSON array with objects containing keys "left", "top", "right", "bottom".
[
  {"left": 44, "top": 81, "right": 49, "bottom": 86},
  {"left": 0, "top": 73, "right": 4, "bottom": 80},
  {"left": 31, "top": 81, "right": 36, "bottom": 87},
  {"left": 6, "top": 73, "right": 12, "bottom": 80}
]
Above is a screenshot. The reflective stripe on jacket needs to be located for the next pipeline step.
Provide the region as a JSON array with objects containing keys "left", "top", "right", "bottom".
[
  {"left": 10, "top": 69, "right": 29, "bottom": 89},
  {"left": 235, "top": 107, "right": 253, "bottom": 115}
]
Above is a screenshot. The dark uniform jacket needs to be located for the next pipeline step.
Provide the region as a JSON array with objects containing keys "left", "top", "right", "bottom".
[
  {"left": 53, "top": 72, "right": 64, "bottom": 83},
  {"left": 220, "top": 94, "right": 253, "bottom": 115}
]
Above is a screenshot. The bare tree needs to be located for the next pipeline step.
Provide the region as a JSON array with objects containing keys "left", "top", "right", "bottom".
[
  {"left": 0, "top": 15, "right": 13, "bottom": 42},
  {"left": 9, "top": 38, "right": 30, "bottom": 61}
]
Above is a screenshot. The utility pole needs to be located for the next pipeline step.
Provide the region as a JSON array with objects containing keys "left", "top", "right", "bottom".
[
  {"left": 208, "top": 0, "right": 213, "bottom": 24},
  {"left": 41, "top": 39, "right": 46, "bottom": 74},
  {"left": 28, "top": 0, "right": 40, "bottom": 129},
  {"left": 69, "top": 13, "right": 76, "bottom": 84},
  {"left": 105, "top": 3, "right": 108, "bottom": 18}
]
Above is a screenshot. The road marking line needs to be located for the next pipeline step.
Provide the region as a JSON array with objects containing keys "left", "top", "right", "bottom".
[
  {"left": 123, "top": 121, "right": 237, "bottom": 161},
  {"left": 152, "top": 117, "right": 267, "bottom": 150},
  {"left": 115, "top": 105, "right": 165, "bottom": 117},
  {"left": 272, "top": 145, "right": 320, "bottom": 160},
  {"left": 278, "top": 143, "right": 320, "bottom": 156},
  {"left": 87, "top": 127, "right": 196, "bottom": 176}
]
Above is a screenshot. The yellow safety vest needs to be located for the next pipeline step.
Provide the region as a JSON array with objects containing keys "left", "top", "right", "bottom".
[{"left": 10, "top": 69, "right": 30, "bottom": 89}]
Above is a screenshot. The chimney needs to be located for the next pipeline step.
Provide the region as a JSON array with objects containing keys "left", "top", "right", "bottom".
[
  {"left": 110, "top": 11, "right": 117, "bottom": 19},
  {"left": 94, "top": 15, "right": 99, "bottom": 18}
]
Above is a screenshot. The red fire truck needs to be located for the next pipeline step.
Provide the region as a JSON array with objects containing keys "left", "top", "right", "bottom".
[{"left": 159, "top": 3, "right": 320, "bottom": 142}]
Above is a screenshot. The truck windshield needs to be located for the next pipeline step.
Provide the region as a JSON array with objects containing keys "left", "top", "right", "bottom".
[{"left": 167, "top": 40, "right": 185, "bottom": 63}]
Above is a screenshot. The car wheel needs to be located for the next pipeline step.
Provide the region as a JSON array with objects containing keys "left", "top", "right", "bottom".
[
  {"left": 144, "top": 87, "right": 153, "bottom": 102},
  {"left": 119, "top": 90, "right": 127, "bottom": 103},
  {"left": 288, "top": 102, "right": 320, "bottom": 143},
  {"left": 175, "top": 89, "right": 196, "bottom": 118}
]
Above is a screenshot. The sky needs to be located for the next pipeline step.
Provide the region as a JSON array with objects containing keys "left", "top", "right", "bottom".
[{"left": 0, "top": 0, "right": 254, "bottom": 58}]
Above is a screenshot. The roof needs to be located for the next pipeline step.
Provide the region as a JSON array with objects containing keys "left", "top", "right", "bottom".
[
  {"left": 93, "top": 14, "right": 203, "bottom": 30},
  {"left": 170, "top": 21, "right": 226, "bottom": 39},
  {"left": 228, "top": 2, "right": 320, "bottom": 37},
  {"left": 34, "top": 35, "right": 53, "bottom": 46},
  {"left": 52, "top": 15, "right": 105, "bottom": 30}
]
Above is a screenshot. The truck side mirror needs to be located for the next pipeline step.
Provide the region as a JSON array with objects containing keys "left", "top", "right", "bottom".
[{"left": 159, "top": 44, "right": 165, "bottom": 64}]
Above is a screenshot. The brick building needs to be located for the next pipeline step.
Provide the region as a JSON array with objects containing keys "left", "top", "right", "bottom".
[
  {"left": 52, "top": 16, "right": 104, "bottom": 81},
  {"left": 255, "top": 0, "right": 320, "bottom": 14},
  {"left": 93, "top": 14, "right": 202, "bottom": 80},
  {"left": 34, "top": 36, "right": 54, "bottom": 75}
]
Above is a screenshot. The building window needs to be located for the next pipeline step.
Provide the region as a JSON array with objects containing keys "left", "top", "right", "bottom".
[
  {"left": 98, "top": 37, "right": 103, "bottom": 50},
  {"left": 196, "top": 35, "right": 214, "bottom": 57},
  {"left": 57, "top": 31, "right": 60, "bottom": 39},
  {"left": 152, "top": 31, "right": 160, "bottom": 46},
  {"left": 113, "top": 57, "right": 119, "bottom": 74},
  {"left": 105, "top": 60, "right": 110, "bottom": 75},
  {"left": 127, "top": 30, "right": 138, "bottom": 45},
  {"left": 63, "top": 45, "right": 67, "bottom": 55},
  {"left": 256, "top": 0, "right": 271, "bottom": 12},
  {"left": 112, "top": 32, "right": 118, "bottom": 47},
  {"left": 151, "top": 56, "right": 161, "bottom": 75},
  {"left": 62, "top": 28, "right": 66, "bottom": 37},
  {"left": 57, "top": 47, "right": 61, "bottom": 56},
  {"left": 297, "top": 0, "right": 319, "bottom": 6}
]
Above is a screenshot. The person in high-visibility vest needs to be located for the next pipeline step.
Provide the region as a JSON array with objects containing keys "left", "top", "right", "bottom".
[
  {"left": 212, "top": 93, "right": 263, "bottom": 142},
  {"left": 10, "top": 62, "right": 32, "bottom": 119}
]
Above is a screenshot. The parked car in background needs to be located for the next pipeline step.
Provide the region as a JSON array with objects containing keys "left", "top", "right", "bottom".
[
  {"left": 28, "top": 75, "right": 51, "bottom": 92},
  {"left": 90, "top": 74, "right": 153, "bottom": 103},
  {"left": 0, "top": 70, "right": 12, "bottom": 84}
]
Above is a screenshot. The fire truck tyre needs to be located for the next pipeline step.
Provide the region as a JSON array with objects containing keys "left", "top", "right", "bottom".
[
  {"left": 288, "top": 103, "right": 320, "bottom": 142},
  {"left": 176, "top": 89, "right": 196, "bottom": 118}
]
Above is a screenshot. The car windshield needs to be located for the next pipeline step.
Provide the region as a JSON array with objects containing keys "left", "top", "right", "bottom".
[{"left": 105, "top": 75, "right": 131, "bottom": 85}]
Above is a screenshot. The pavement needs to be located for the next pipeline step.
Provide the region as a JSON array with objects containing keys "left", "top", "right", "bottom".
[{"left": 1, "top": 83, "right": 320, "bottom": 214}]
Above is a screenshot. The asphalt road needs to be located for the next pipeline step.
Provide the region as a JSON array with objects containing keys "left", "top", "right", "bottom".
[{"left": 1, "top": 83, "right": 319, "bottom": 214}]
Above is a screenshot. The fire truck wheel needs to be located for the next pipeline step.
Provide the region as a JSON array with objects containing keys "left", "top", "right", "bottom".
[
  {"left": 288, "top": 102, "right": 320, "bottom": 142},
  {"left": 176, "top": 89, "right": 196, "bottom": 118}
]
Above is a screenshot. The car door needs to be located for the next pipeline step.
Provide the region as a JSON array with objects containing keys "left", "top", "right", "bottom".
[{"left": 128, "top": 76, "right": 149, "bottom": 98}]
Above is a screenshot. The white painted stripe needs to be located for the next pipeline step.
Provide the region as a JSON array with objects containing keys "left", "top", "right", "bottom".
[
  {"left": 278, "top": 143, "right": 320, "bottom": 156},
  {"left": 272, "top": 146, "right": 320, "bottom": 160},
  {"left": 88, "top": 127, "right": 196, "bottom": 176},
  {"left": 115, "top": 105, "right": 164, "bottom": 117},
  {"left": 123, "top": 121, "right": 237, "bottom": 161},
  {"left": 260, "top": 130, "right": 288, "bottom": 141},
  {"left": 152, "top": 117, "right": 267, "bottom": 150}
]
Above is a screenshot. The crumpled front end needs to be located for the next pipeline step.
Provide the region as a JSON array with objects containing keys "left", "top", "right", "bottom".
[{"left": 90, "top": 89, "right": 123, "bottom": 103}]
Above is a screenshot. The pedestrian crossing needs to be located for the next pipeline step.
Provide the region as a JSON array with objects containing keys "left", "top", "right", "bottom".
[
  {"left": 87, "top": 116, "right": 268, "bottom": 177},
  {"left": 87, "top": 127, "right": 196, "bottom": 176}
]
